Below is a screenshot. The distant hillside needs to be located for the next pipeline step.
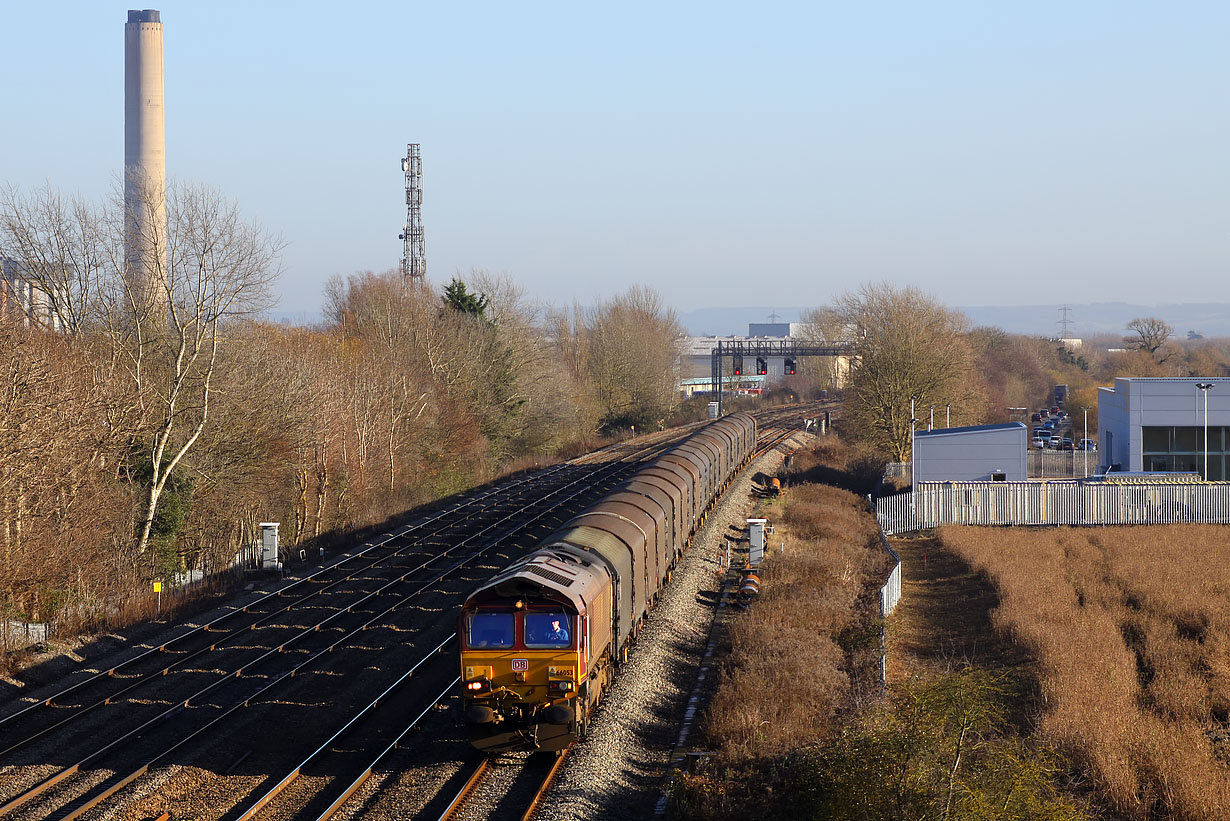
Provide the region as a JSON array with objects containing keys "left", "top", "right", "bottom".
[
  {"left": 959, "top": 303, "right": 1230, "bottom": 338},
  {"left": 682, "top": 304, "right": 1230, "bottom": 339}
]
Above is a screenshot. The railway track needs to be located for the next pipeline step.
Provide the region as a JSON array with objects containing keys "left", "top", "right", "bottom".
[
  {"left": 327, "top": 407, "right": 828, "bottom": 820},
  {"left": 0, "top": 408, "right": 826, "bottom": 820},
  {"left": 0, "top": 425, "right": 709, "bottom": 820},
  {"left": 0, "top": 430, "right": 698, "bottom": 821},
  {"left": 435, "top": 749, "right": 569, "bottom": 821}
]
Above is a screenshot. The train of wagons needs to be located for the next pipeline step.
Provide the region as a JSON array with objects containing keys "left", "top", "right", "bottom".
[{"left": 458, "top": 413, "right": 758, "bottom": 753}]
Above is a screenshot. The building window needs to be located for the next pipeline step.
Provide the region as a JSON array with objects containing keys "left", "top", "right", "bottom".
[{"left": 1141, "top": 426, "right": 1227, "bottom": 480}]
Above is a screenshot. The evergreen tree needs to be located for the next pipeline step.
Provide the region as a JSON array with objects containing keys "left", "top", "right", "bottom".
[{"left": 443, "top": 278, "right": 490, "bottom": 319}]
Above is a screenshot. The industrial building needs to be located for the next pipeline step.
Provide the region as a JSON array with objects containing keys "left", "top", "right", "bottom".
[
  {"left": 0, "top": 256, "right": 59, "bottom": 330},
  {"left": 913, "top": 422, "right": 1028, "bottom": 483},
  {"left": 1098, "top": 377, "right": 1230, "bottom": 479}
]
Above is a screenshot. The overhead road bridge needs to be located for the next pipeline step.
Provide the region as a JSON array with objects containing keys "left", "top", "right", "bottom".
[{"left": 710, "top": 339, "right": 854, "bottom": 414}]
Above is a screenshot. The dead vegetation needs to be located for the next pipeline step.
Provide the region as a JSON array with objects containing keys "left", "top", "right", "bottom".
[
  {"left": 703, "top": 482, "right": 888, "bottom": 761},
  {"left": 667, "top": 442, "right": 891, "bottom": 817},
  {"left": 940, "top": 525, "right": 1230, "bottom": 819},
  {"left": 670, "top": 439, "right": 1086, "bottom": 819}
]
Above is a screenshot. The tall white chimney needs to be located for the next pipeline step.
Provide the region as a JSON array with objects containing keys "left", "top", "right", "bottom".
[{"left": 124, "top": 9, "right": 166, "bottom": 309}]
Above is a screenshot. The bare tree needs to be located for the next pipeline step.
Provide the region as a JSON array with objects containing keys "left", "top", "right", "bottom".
[
  {"left": 1124, "top": 317, "right": 1173, "bottom": 355},
  {"left": 0, "top": 184, "right": 119, "bottom": 335},
  {"left": 115, "top": 182, "right": 282, "bottom": 554},
  {"left": 586, "top": 285, "right": 682, "bottom": 431},
  {"left": 797, "top": 306, "right": 853, "bottom": 390},
  {"left": 833, "top": 283, "right": 983, "bottom": 461}
]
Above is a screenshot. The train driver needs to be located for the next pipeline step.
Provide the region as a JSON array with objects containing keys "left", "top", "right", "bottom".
[{"left": 526, "top": 611, "right": 571, "bottom": 647}]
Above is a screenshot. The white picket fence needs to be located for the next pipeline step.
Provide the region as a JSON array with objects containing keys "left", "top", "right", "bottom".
[{"left": 875, "top": 481, "right": 1230, "bottom": 535}]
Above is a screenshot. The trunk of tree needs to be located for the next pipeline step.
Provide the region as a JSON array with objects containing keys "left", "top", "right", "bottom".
[
  {"left": 942, "top": 721, "right": 970, "bottom": 820},
  {"left": 313, "top": 448, "right": 328, "bottom": 539},
  {"left": 294, "top": 461, "right": 309, "bottom": 541}
]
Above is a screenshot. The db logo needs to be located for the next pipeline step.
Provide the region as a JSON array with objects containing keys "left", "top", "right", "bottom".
[{"left": 511, "top": 658, "right": 529, "bottom": 671}]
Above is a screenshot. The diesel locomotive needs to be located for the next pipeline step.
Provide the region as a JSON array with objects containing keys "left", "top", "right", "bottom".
[{"left": 458, "top": 414, "right": 757, "bottom": 752}]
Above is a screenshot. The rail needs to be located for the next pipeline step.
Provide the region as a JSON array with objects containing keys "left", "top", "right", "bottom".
[
  {"left": 435, "top": 748, "right": 570, "bottom": 821},
  {"left": 0, "top": 434, "right": 682, "bottom": 818},
  {"left": 234, "top": 640, "right": 456, "bottom": 820}
]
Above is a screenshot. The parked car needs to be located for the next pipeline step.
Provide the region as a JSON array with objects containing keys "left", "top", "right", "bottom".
[
  {"left": 1049, "top": 435, "right": 1064, "bottom": 449},
  {"left": 1031, "top": 412, "right": 1042, "bottom": 423},
  {"left": 1031, "top": 436, "right": 1048, "bottom": 448},
  {"left": 1050, "top": 406, "right": 1060, "bottom": 414},
  {"left": 1039, "top": 409, "right": 1050, "bottom": 419},
  {"left": 1060, "top": 438, "right": 1074, "bottom": 451},
  {"left": 1077, "top": 439, "right": 1097, "bottom": 452}
]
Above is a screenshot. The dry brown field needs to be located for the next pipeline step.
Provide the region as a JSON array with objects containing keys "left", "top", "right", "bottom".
[
  {"left": 704, "top": 482, "right": 888, "bottom": 761},
  {"left": 939, "top": 525, "right": 1230, "bottom": 819}
]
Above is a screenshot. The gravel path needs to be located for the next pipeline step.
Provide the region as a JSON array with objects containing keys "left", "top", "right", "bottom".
[{"left": 536, "top": 432, "right": 812, "bottom": 820}]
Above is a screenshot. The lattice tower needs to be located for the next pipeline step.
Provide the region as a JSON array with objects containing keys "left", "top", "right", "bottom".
[
  {"left": 1057, "top": 304, "right": 1073, "bottom": 338},
  {"left": 400, "top": 144, "right": 426, "bottom": 284}
]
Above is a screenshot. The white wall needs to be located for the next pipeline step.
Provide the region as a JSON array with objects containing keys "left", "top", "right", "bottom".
[
  {"left": 1099, "top": 378, "right": 1230, "bottom": 472},
  {"left": 914, "top": 425, "right": 1028, "bottom": 482},
  {"left": 1098, "top": 381, "right": 1131, "bottom": 470}
]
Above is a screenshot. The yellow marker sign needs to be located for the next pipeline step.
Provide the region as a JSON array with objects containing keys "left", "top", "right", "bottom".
[{"left": 153, "top": 581, "right": 162, "bottom": 593}]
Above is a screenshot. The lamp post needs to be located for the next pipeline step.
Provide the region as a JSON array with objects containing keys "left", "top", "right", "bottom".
[
  {"left": 929, "top": 405, "right": 935, "bottom": 431},
  {"left": 946, "top": 403, "right": 951, "bottom": 427},
  {"left": 1081, "top": 406, "right": 1089, "bottom": 478},
  {"left": 910, "top": 398, "right": 917, "bottom": 486},
  {"left": 1197, "top": 383, "right": 1215, "bottom": 480}
]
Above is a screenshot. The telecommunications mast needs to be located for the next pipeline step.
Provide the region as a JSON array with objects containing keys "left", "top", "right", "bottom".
[{"left": 399, "top": 144, "right": 426, "bottom": 284}]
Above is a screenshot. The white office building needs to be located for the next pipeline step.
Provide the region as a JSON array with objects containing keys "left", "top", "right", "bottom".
[
  {"left": 1098, "top": 377, "right": 1230, "bottom": 478},
  {"left": 913, "top": 423, "right": 1028, "bottom": 483}
]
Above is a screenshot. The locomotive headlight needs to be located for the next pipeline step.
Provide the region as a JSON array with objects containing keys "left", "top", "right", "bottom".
[
  {"left": 465, "top": 677, "right": 491, "bottom": 693},
  {"left": 548, "top": 680, "right": 574, "bottom": 693}
]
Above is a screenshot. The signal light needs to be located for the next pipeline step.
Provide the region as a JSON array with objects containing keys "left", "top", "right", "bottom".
[
  {"left": 733, "top": 356, "right": 743, "bottom": 376},
  {"left": 756, "top": 357, "right": 767, "bottom": 375},
  {"left": 785, "top": 358, "right": 796, "bottom": 375}
]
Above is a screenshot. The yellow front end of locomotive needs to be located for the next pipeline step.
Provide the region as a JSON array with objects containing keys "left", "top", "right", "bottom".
[{"left": 460, "top": 649, "right": 582, "bottom": 706}]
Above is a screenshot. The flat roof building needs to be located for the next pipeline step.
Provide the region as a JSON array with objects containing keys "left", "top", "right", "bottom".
[
  {"left": 914, "top": 422, "right": 1028, "bottom": 483},
  {"left": 1098, "top": 377, "right": 1230, "bottom": 479}
]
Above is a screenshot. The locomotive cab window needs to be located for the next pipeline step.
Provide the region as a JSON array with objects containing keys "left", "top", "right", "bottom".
[
  {"left": 524, "top": 611, "right": 572, "bottom": 648},
  {"left": 467, "top": 612, "right": 514, "bottom": 648}
]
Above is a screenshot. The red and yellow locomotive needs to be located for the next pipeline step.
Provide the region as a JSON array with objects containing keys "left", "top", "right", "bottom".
[{"left": 459, "top": 414, "right": 757, "bottom": 753}]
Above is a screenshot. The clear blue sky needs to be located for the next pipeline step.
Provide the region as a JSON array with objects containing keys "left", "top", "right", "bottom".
[{"left": 3, "top": 1, "right": 1227, "bottom": 316}]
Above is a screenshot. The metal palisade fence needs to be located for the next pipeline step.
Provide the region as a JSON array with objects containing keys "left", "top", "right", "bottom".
[
  {"left": 876, "top": 481, "right": 1230, "bottom": 535},
  {"left": 887, "top": 452, "right": 1099, "bottom": 483},
  {"left": 867, "top": 498, "right": 903, "bottom": 686}
]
